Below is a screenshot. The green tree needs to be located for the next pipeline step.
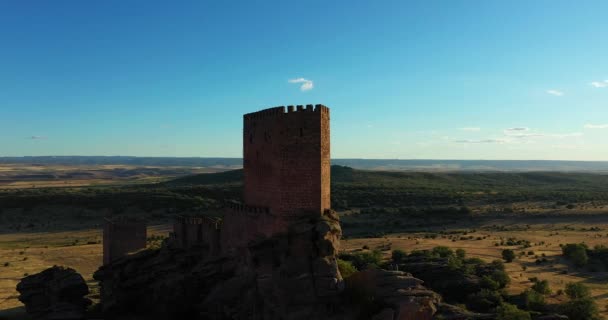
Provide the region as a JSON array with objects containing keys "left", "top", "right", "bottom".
[
  {"left": 521, "top": 289, "right": 545, "bottom": 311},
  {"left": 565, "top": 282, "right": 591, "bottom": 299},
  {"left": 496, "top": 303, "right": 531, "bottom": 320},
  {"left": 562, "top": 244, "right": 589, "bottom": 267},
  {"left": 561, "top": 297, "right": 601, "bottom": 320},
  {"left": 531, "top": 280, "right": 551, "bottom": 295},
  {"left": 502, "top": 249, "right": 516, "bottom": 263},
  {"left": 337, "top": 259, "right": 357, "bottom": 279}
]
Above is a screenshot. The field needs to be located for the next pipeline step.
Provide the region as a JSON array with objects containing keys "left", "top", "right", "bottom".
[
  {"left": 343, "top": 215, "right": 608, "bottom": 317},
  {"left": 0, "top": 225, "right": 170, "bottom": 319},
  {"left": 2, "top": 164, "right": 608, "bottom": 318},
  {"left": 0, "top": 163, "right": 221, "bottom": 189}
]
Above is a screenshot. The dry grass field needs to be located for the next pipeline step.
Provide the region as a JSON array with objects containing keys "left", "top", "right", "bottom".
[
  {"left": 343, "top": 216, "right": 608, "bottom": 317},
  {"left": 0, "top": 225, "right": 171, "bottom": 319},
  {"left": 0, "top": 164, "right": 222, "bottom": 189},
  {"left": 1, "top": 216, "right": 607, "bottom": 318}
]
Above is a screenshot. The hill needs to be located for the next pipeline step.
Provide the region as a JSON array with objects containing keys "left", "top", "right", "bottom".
[{"left": 166, "top": 165, "right": 608, "bottom": 207}]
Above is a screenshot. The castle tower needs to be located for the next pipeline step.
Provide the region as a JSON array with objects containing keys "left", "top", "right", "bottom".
[{"left": 243, "top": 104, "right": 331, "bottom": 218}]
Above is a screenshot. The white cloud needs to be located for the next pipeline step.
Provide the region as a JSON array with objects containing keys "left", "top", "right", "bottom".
[
  {"left": 505, "top": 127, "right": 529, "bottom": 132},
  {"left": 546, "top": 89, "right": 564, "bottom": 96},
  {"left": 590, "top": 80, "right": 608, "bottom": 88},
  {"left": 584, "top": 123, "right": 608, "bottom": 129},
  {"left": 454, "top": 139, "right": 507, "bottom": 144},
  {"left": 288, "top": 78, "right": 314, "bottom": 91},
  {"left": 460, "top": 127, "right": 481, "bottom": 132}
]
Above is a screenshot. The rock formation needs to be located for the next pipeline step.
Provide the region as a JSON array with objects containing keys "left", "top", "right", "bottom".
[
  {"left": 94, "top": 210, "right": 485, "bottom": 319},
  {"left": 16, "top": 266, "right": 91, "bottom": 320}
]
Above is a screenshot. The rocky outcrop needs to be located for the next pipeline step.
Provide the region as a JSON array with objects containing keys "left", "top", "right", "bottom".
[
  {"left": 94, "top": 210, "right": 486, "bottom": 319},
  {"left": 16, "top": 266, "right": 91, "bottom": 320},
  {"left": 94, "top": 210, "right": 346, "bottom": 319},
  {"left": 347, "top": 269, "right": 440, "bottom": 320},
  {"left": 397, "top": 256, "right": 483, "bottom": 302}
]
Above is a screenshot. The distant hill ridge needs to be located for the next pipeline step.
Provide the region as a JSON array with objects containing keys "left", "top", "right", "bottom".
[
  {"left": 2, "top": 156, "right": 608, "bottom": 172},
  {"left": 166, "top": 165, "right": 608, "bottom": 191}
]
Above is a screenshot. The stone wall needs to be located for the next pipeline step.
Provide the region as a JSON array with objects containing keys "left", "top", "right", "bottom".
[
  {"left": 242, "top": 105, "right": 330, "bottom": 219},
  {"left": 173, "top": 215, "right": 221, "bottom": 255},
  {"left": 103, "top": 217, "right": 146, "bottom": 265}
]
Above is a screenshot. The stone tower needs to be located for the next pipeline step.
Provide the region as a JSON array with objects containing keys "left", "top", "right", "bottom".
[{"left": 242, "top": 104, "right": 331, "bottom": 218}]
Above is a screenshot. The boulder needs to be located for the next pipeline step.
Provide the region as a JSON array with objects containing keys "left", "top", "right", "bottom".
[{"left": 16, "top": 266, "right": 91, "bottom": 320}]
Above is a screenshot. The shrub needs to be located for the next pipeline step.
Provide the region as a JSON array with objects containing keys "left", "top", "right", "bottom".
[
  {"left": 480, "top": 275, "right": 500, "bottom": 291},
  {"left": 391, "top": 249, "right": 407, "bottom": 264},
  {"left": 496, "top": 303, "right": 531, "bottom": 320},
  {"left": 531, "top": 280, "right": 551, "bottom": 295},
  {"left": 564, "top": 282, "right": 591, "bottom": 299},
  {"left": 466, "top": 289, "right": 503, "bottom": 312},
  {"left": 521, "top": 289, "right": 545, "bottom": 311},
  {"left": 339, "top": 250, "right": 383, "bottom": 270},
  {"left": 562, "top": 244, "right": 589, "bottom": 267},
  {"left": 491, "top": 270, "right": 510, "bottom": 288},
  {"left": 502, "top": 249, "right": 516, "bottom": 263},
  {"left": 560, "top": 297, "right": 601, "bottom": 320},
  {"left": 456, "top": 248, "right": 466, "bottom": 259},
  {"left": 337, "top": 259, "right": 357, "bottom": 279},
  {"left": 432, "top": 246, "right": 454, "bottom": 258}
]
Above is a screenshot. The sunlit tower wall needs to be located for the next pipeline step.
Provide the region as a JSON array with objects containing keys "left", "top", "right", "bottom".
[{"left": 242, "top": 104, "right": 331, "bottom": 220}]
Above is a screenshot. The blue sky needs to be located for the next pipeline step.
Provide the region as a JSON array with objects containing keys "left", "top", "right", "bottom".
[{"left": 1, "top": 1, "right": 607, "bottom": 160}]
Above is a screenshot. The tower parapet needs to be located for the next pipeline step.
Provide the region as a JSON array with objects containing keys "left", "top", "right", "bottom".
[{"left": 242, "top": 104, "right": 330, "bottom": 220}]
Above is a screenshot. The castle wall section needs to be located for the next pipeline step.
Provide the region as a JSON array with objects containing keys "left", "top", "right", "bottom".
[
  {"left": 243, "top": 105, "right": 330, "bottom": 219},
  {"left": 103, "top": 218, "right": 147, "bottom": 265}
]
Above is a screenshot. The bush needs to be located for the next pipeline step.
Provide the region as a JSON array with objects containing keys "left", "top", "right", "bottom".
[
  {"left": 466, "top": 289, "right": 503, "bottom": 312},
  {"left": 521, "top": 289, "right": 545, "bottom": 311},
  {"left": 432, "top": 246, "right": 454, "bottom": 258},
  {"left": 391, "top": 249, "right": 407, "bottom": 264},
  {"left": 531, "top": 279, "right": 551, "bottom": 295},
  {"left": 564, "top": 282, "right": 591, "bottom": 299},
  {"left": 502, "top": 249, "right": 516, "bottom": 263},
  {"left": 337, "top": 259, "right": 357, "bottom": 279},
  {"left": 339, "top": 250, "right": 383, "bottom": 270},
  {"left": 560, "top": 297, "right": 601, "bottom": 320},
  {"left": 491, "top": 270, "right": 510, "bottom": 289},
  {"left": 496, "top": 303, "right": 531, "bottom": 320},
  {"left": 562, "top": 243, "right": 589, "bottom": 267}
]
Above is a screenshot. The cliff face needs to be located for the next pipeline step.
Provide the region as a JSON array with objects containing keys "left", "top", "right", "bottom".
[
  {"left": 93, "top": 211, "right": 467, "bottom": 320},
  {"left": 94, "top": 210, "right": 344, "bottom": 319}
]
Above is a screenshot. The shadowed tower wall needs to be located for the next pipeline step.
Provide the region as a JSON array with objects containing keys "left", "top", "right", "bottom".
[{"left": 243, "top": 104, "right": 330, "bottom": 219}]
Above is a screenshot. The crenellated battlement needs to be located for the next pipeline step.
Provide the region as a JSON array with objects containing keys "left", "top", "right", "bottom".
[
  {"left": 244, "top": 104, "right": 328, "bottom": 121},
  {"left": 175, "top": 215, "right": 222, "bottom": 229},
  {"left": 224, "top": 201, "right": 270, "bottom": 215}
]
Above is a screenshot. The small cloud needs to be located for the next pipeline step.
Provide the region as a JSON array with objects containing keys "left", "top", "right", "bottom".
[
  {"left": 546, "top": 89, "right": 564, "bottom": 96},
  {"left": 454, "top": 139, "right": 507, "bottom": 144},
  {"left": 160, "top": 124, "right": 173, "bottom": 129},
  {"left": 504, "top": 127, "right": 529, "bottom": 134},
  {"left": 590, "top": 80, "right": 608, "bottom": 88},
  {"left": 584, "top": 123, "right": 608, "bottom": 129},
  {"left": 28, "top": 136, "right": 47, "bottom": 140},
  {"left": 460, "top": 127, "right": 481, "bottom": 132},
  {"left": 366, "top": 124, "right": 374, "bottom": 128},
  {"left": 288, "top": 78, "right": 314, "bottom": 91}
]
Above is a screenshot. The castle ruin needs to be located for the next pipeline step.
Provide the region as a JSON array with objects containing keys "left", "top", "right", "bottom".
[
  {"left": 221, "top": 104, "right": 331, "bottom": 250},
  {"left": 102, "top": 217, "right": 146, "bottom": 265},
  {"left": 103, "top": 104, "right": 331, "bottom": 261}
]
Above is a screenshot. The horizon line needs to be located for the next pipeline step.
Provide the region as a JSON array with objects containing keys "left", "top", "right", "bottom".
[{"left": 1, "top": 156, "right": 608, "bottom": 163}]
